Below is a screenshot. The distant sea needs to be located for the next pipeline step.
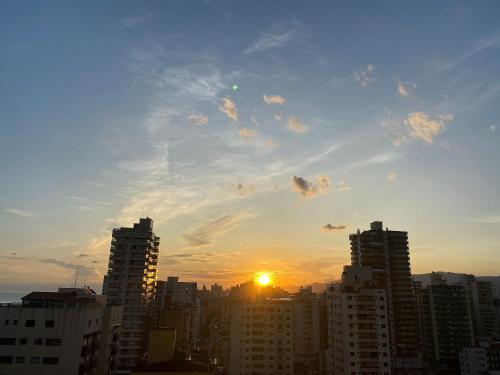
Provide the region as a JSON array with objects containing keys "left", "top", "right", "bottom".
[{"left": 0, "top": 292, "right": 27, "bottom": 303}]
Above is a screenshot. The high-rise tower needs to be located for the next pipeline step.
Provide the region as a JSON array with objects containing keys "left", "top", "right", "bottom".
[
  {"left": 350, "top": 221, "right": 422, "bottom": 373},
  {"left": 102, "top": 217, "right": 160, "bottom": 374}
]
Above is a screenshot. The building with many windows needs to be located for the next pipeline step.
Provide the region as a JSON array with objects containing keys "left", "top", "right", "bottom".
[
  {"left": 0, "top": 287, "right": 122, "bottom": 375},
  {"left": 327, "top": 265, "right": 391, "bottom": 375},
  {"left": 102, "top": 217, "right": 160, "bottom": 373},
  {"left": 350, "top": 221, "right": 423, "bottom": 373},
  {"left": 229, "top": 298, "right": 294, "bottom": 375}
]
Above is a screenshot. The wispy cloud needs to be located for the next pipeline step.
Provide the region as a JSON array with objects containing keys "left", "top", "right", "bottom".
[
  {"left": 354, "top": 64, "right": 375, "bottom": 87},
  {"left": 4, "top": 208, "right": 39, "bottom": 218},
  {"left": 219, "top": 97, "right": 238, "bottom": 121},
  {"left": 468, "top": 212, "right": 500, "bottom": 224},
  {"left": 320, "top": 224, "right": 347, "bottom": 233},
  {"left": 427, "top": 33, "right": 500, "bottom": 72},
  {"left": 233, "top": 183, "right": 255, "bottom": 197},
  {"left": 398, "top": 81, "right": 416, "bottom": 97},
  {"left": 238, "top": 128, "right": 256, "bottom": 138},
  {"left": 337, "top": 180, "right": 351, "bottom": 192},
  {"left": 188, "top": 113, "right": 208, "bottom": 126},
  {"left": 120, "top": 16, "right": 147, "bottom": 28},
  {"left": 86, "top": 181, "right": 106, "bottom": 188},
  {"left": 287, "top": 116, "right": 307, "bottom": 133},
  {"left": 263, "top": 94, "right": 287, "bottom": 105},
  {"left": 182, "top": 211, "right": 256, "bottom": 247},
  {"left": 388, "top": 170, "right": 397, "bottom": 181},
  {"left": 245, "top": 18, "right": 310, "bottom": 54}
]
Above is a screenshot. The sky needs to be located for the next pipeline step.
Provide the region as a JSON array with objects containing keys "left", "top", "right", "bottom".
[{"left": 1, "top": 0, "right": 499, "bottom": 292}]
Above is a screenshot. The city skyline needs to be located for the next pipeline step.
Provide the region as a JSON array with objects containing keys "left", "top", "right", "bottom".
[{"left": 1, "top": 1, "right": 500, "bottom": 292}]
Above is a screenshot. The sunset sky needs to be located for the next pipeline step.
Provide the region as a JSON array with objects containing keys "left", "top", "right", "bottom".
[{"left": 1, "top": 1, "right": 499, "bottom": 292}]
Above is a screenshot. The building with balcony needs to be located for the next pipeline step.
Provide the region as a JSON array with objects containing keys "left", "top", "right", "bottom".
[
  {"left": 102, "top": 217, "right": 160, "bottom": 374},
  {"left": 0, "top": 287, "right": 122, "bottom": 375}
]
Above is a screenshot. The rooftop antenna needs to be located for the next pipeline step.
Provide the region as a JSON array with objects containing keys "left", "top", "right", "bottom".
[{"left": 73, "top": 265, "right": 80, "bottom": 288}]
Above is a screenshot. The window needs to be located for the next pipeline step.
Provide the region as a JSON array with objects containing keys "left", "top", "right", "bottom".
[
  {"left": 18, "top": 338, "right": 28, "bottom": 345},
  {"left": 0, "top": 356, "right": 13, "bottom": 364},
  {"left": 45, "top": 338, "right": 62, "bottom": 346},
  {"left": 43, "top": 357, "right": 59, "bottom": 365},
  {"left": 15, "top": 357, "right": 25, "bottom": 364},
  {"left": 45, "top": 320, "right": 55, "bottom": 327},
  {"left": 3, "top": 319, "right": 9, "bottom": 325},
  {"left": 34, "top": 337, "right": 43, "bottom": 345},
  {"left": 31, "top": 357, "right": 41, "bottom": 364},
  {"left": 25, "top": 320, "right": 35, "bottom": 327},
  {"left": 13, "top": 320, "right": 18, "bottom": 326},
  {"left": 0, "top": 338, "right": 16, "bottom": 345}
]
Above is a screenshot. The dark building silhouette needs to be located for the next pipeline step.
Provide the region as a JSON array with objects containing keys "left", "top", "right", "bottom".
[
  {"left": 415, "top": 273, "right": 474, "bottom": 372},
  {"left": 350, "top": 221, "right": 423, "bottom": 373},
  {"left": 102, "top": 217, "right": 160, "bottom": 374}
]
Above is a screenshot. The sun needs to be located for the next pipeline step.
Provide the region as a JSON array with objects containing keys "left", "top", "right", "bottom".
[{"left": 256, "top": 273, "right": 272, "bottom": 286}]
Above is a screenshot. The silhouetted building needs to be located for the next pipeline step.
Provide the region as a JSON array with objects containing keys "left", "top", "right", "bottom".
[
  {"left": 102, "top": 218, "right": 160, "bottom": 373},
  {"left": 0, "top": 287, "right": 122, "bottom": 375},
  {"left": 459, "top": 339, "right": 500, "bottom": 374},
  {"left": 292, "top": 287, "right": 321, "bottom": 375},
  {"left": 350, "top": 221, "right": 423, "bottom": 373},
  {"left": 460, "top": 275, "right": 498, "bottom": 339},
  {"left": 415, "top": 274, "right": 474, "bottom": 372}
]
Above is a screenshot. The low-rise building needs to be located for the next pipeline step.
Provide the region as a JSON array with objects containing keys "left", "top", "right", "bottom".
[{"left": 0, "top": 287, "right": 122, "bottom": 375}]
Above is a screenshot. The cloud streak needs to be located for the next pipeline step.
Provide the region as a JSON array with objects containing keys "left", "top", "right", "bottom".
[
  {"left": 182, "top": 211, "right": 256, "bottom": 247},
  {"left": 320, "top": 224, "right": 347, "bottom": 233},
  {"left": 4, "top": 208, "right": 39, "bottom": 218},
  {"left": 245, "top": 18, "right": 310, "bottom": 54}
]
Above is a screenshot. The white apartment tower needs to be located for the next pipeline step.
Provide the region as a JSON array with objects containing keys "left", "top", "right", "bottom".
[
  {"left": 102, "top": 217, "right": 160, "bottom": 373},
  {"left": 327, "top": 266, "right": 391, "bottom": 375},
  {"left": 229, "top": 298, "right": 294, "bottom": 375}
]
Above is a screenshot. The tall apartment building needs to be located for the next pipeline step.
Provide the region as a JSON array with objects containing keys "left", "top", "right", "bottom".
[
  {"left": 459, "top": 339, "right": 500, "bottom": 375},
  {"left": 292, "top": 287, "right": 321, "bottom": 375},
  {"left": 102, "top": 217, "right": 160, "bottom": 373},
  {"left": 229, "top": 298, "right": 294, "bottom": 375},
  {"left": 460, "top": 275, "right": 498, "bottom": 339},
  {"left": 415, "top": 274, "right": 474, "bottom": 370},
  {"left": 327, "top": 265, "right": 391, "bottom": 375},
  {"left": 350, "top": 221, "right": 422, "bottom": 373},
  {"left": 0, "top": 287, "right": 122, "bottom": 375}
]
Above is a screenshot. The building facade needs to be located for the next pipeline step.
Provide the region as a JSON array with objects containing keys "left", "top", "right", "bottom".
[
  {"left": 0, "top": 288, "right": 122, "bottom": 375},
  {"left": 327, "top": 265, "right": 391, "bottom": 375},
  {"left": 229, "top": 298, "right": 294, "bottom": 375},
  {"left": 415, "top": 274, "right": 474, "bottom": 371},
  {"left": 292, "top": 287, "right": 321, "bottom": 375},
  {"left": 350, "top": 221, "right": 422, "bottom": 373},
  {"left": 102, "top": 217, "right": 160, "bottom": 373}
]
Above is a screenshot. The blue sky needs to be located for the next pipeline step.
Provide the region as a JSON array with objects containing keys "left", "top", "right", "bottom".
[{"left": 1, "top": 0, "right": 499, "bottom": 291}]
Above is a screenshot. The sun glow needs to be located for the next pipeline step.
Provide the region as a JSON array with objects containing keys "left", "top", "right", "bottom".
[{"left": 256, "top": 273, "right": 272, "bottom": 286}]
